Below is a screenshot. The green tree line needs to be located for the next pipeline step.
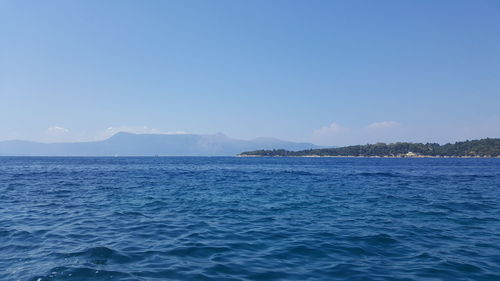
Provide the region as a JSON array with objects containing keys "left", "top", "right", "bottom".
[{"left": 240, "top": 138, "right": 500, "bottom": 157}]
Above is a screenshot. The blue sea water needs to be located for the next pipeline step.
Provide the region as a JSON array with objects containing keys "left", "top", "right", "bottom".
[{"left": 0, "top": 157, "right": 499, "bottom": 281}]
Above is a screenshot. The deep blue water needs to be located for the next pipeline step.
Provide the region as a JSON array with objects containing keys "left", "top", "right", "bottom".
[{"left": 1, "top": 157, "right": 499, "bottom": 281}]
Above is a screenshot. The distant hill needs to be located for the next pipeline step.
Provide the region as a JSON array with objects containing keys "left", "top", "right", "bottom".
[
  {"left": 240, "top": 138, "right": 500, "bottom": 157},
  {"left": 0, "top": 132, "right": 320, "bottom": 156}
]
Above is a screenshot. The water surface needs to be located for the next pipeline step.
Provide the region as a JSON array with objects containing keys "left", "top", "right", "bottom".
[{"left": 1, "top": 157, "right": 499, "bottom": 280}]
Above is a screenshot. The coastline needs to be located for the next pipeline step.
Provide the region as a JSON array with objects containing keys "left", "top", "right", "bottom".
[
  {"left": 238, "top": 138, "right": 500, "bottom": 158},
  {"left": 237, "top": 155, "right": 500, "bottom": 158}
]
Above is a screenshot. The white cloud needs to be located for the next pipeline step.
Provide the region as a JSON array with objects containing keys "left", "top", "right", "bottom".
[
  {"left": 367, "top": 121, "right": 399, "bottom": 129},
  {"left": 313, "top": 122, "right": 347, "bottom": 136},
  {"left": 41, "top": 126, "right": 73, "bottom": 143},
  {"left": 312, "top": 121, "right": 402, "bottom": 146},
  {"left": 312, "top": 122, "right": 351, "bottom": 146},
  {"left": 47, "top": 126, "right": 69, "bottom": 133}
]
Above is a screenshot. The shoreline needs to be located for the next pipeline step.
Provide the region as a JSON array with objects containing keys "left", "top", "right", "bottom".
[{"left": 237, "top": 155, "right": 500, "bottom": 158}]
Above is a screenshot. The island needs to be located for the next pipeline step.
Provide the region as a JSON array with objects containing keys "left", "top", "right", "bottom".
[{"left": 238, "top": 138, "right": 500, "bottom": 158}]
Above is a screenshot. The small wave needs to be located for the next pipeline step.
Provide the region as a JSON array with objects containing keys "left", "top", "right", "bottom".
[
  {"left": 281, "top": 170, "right": 317, "bottom": 176},
  {"left": 248, "top": 170, "right": 317, "bottom": 176},
  {"left": 57, "top": 246, "right": 133, "bottom": 265},
  {"left": 339, "top": 245, "right": 372, "bottom": 256},
  {"left": 166, "top": 245, "right": 231, "bottom": 258},
  {"left": 31, "top": 266, "right": 132, "bottom": 281},
  {"left": 141, "top": 200, "right": 168, "bottom": 209},
  {"left": 354, "top": 172, "right": 400, "bottom": 177},
  {"left": 456, "top": 174, "right": 496, "bottom": 179},
  {"left": 321, "top": 263, "right": 365, "bottom": 278},
  {"left": 113, "top": 211, "right": 151, "bottom": 218},
  {"left": 348, "top": 233, "right": 399, "bottom": 245}
]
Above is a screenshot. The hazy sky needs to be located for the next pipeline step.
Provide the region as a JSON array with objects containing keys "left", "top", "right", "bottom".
[{"left": 1, "top": 0, "right": 499, "bottom": 146}]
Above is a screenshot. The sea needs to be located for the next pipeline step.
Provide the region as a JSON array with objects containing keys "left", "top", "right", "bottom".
[{"left": 1, "top": 157, "right": 499, "bottom": 281}]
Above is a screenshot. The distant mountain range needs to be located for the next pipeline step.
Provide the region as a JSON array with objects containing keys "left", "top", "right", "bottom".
[{"left": 0, "top": 132, "right": 320, "bottom": 156}]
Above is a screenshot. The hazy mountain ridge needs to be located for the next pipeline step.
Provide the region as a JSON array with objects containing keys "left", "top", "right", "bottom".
[{"left": 0, "top": 132, "right": 320, "bottom": 156}]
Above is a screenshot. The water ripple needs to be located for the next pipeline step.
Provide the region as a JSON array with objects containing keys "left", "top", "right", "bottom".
[{"left": 0, "top": 157, "right": 499, "bottom": 280}]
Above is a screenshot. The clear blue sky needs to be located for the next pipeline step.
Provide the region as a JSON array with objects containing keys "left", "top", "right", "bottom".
[{"left": 1, "top": 0, "right": 499, "bottom": 145}]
